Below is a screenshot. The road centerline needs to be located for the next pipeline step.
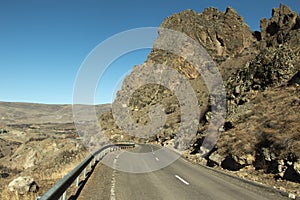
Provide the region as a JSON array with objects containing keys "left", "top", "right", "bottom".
[
  {"left": 110, "top": 152, "right": 122, "bottom": 200},
  {"left": 175, "top": 175, "right": 190, "bottom": 185}
]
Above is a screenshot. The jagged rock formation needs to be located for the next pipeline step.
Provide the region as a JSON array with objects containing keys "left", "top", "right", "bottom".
[
  {"left": 148, "top": 7, "right": 258, "bottom": 79},
  {"left": 99, "top": 4, "right": 300, "bottom": 194},
  {"left": 260, "top": 4, "right": 300, "bottom": 49},
  {"left": 226, "top": 45, "right": 298, "bottom": 113},
  {"left": 159, "top": 7, "right": 255, "bottom": 61},
  {"left": 100, "top": 4, "right": 257, "bottom": 144}
]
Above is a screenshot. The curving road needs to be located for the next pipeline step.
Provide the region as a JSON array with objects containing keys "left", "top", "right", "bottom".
[{"left": 77, "top": 144, "right": 288, "bottom": 200}]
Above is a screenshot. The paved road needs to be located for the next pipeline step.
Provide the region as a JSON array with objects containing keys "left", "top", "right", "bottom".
[{"left": 77, "top": 144, "right": 288, "bottom": 200}]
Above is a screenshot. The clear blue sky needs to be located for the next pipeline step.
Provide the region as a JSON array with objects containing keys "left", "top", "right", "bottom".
[{"left": 0, "top": 0, "right": 299, "bottom": 104}]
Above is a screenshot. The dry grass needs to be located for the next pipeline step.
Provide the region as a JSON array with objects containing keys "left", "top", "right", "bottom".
[
  {"left": 218, "top": 85, "right": 300, "bottom": 160},
  {"left": 200, "top": 85, "right": 300, "bottom": 196}
]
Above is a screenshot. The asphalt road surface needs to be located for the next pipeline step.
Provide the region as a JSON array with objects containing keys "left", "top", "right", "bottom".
[{"left": 77, "top": 144, "right": 288, "bottom": 200}]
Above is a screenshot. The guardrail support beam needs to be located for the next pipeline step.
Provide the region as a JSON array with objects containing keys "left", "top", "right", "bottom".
[{"left": 38, "top": 143, "right": 135, "bottom": 200}]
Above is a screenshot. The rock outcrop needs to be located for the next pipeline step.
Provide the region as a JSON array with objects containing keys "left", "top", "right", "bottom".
[
  {"left": 100, "top": 5, "right": 258, "bottom": 145},
  {"left": 99, "top": 4, "right": 300, "bottom": 195},
  {"left": 8, "top": 176, "right": 38, "bottom": 195},
  {"left": 204, "top": 5, "right": 300, "bottom": 192},
  {"left": 158, "top": 7, "right": 255, "bottom": 61},
  {"left": 260, "top": 4, "right": 300, "bottom": 49}
]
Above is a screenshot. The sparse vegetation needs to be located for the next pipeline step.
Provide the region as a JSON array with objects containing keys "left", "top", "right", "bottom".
[
  {"left": 99, "top": 3, "right": 300, "bottom": 196},
  {"left": 0, "top": 103, "right": 111, "bottom": 199},
  {"left": 1, "top": 3, "right": 299, "bottom": 199}
]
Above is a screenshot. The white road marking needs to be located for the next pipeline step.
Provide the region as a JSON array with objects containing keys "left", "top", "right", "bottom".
[
  {"left": 110, "top": 174, "right": 116, "bottom": 200},
  {"left": 110, "top": 154, "right": 120, "bottom": 200},
  {"left": 150, "top": 145, "right": 160, "bottom": 161},
  {"left": 150, "top": 145, "right": 154, "bottom": 153},
  {"left": 175, "top": 175, "right": 190, "bottom": 185}
]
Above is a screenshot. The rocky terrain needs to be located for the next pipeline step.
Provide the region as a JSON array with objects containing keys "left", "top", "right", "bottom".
[
  {"left": 1, "top": 3, "right": 299, "bottom": 199},
  {"left": 99, "top": 4, "right": 300, "bottom": 196},
  {"left": 0, "top": 102, "right": 110, "bottom": 199}
]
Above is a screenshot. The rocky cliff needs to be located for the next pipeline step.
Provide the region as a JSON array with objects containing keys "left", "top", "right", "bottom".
[{"left": 99, "top": 4, "right": 300, "bottom": 195}]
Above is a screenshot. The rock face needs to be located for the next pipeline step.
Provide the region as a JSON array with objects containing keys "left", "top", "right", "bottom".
[
  {"left": 226, "top": 45, "right": 298, "bottom": 114},
  {"left": 159, "top": 7, "right": 255, "bottom": 61},
  {"left": 8, "top": 176, "right": 38, "bottom": 195},
  {"left": 260, "top": 4, "right": 300, "bottom": 48},
  {"left": 148, "top": 7, "right": 257, "bottom": 80},
  {"left": 100, "top": 5, "right": 257, "bottom": 145},
  {"left": 100, "top": 4, "right": 300, "bottom": 193},
  {"left": 213, "top": 4, "right": 300, "bottom": 184}
]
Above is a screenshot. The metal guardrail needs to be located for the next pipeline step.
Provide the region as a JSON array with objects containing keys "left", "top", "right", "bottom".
[{"left": 37, "top": 143, "right": 135, "bottom": 200}]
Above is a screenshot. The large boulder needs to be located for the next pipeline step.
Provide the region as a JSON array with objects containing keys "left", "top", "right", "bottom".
[
  {"left": 209, "top": 151, "right": 225, "bottom": 166},
  {"left": 221, "top": 155, "right": 244, "bottom": 171},
  {"left": 8, "top": 176, "right": 39, "bottom": 195},
  {"left": 294, "top": 161, "right": 300, "bottom": 176}
]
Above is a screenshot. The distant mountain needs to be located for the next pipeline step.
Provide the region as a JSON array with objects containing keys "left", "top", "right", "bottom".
[{"left": 0, "top": 102, "right": 110, "bottom": 125}]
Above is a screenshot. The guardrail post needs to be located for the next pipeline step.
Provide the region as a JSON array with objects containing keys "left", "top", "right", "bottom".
[
  {"left": 61, "top": 191, "right": 66, "bottom": 200},
  {"left": 75, "top": 176, "right": 79, "bottom": 187},
  {"left": 83, "top": 167, "right": 87, "bottom": 178}
]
